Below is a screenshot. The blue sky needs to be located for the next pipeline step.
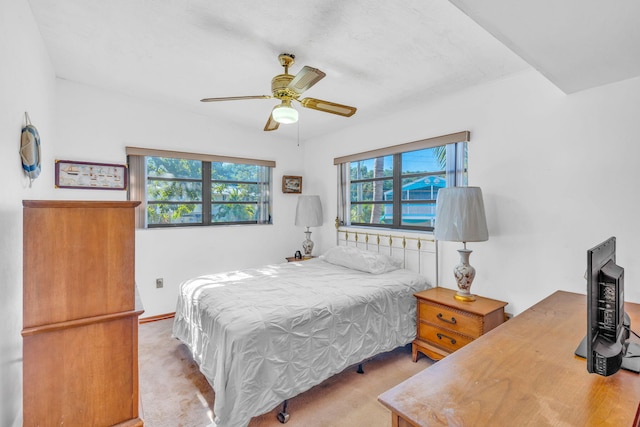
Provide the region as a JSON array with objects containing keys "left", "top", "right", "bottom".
[{"left": 354, "top": 148, "right": 442, "bottom": 175}]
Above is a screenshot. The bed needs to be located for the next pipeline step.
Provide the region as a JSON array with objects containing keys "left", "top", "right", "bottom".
[{"left": 172, "top": 231, "right": 434, "bottom": 427}]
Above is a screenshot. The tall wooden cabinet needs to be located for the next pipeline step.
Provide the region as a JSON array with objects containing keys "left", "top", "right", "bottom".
[{"left": 22, "top": 200, "right": 143, "bottom": 427}]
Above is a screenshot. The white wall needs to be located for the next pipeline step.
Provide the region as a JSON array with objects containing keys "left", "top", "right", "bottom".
[
  {"left": 54, "top": 80, "right": 307, "bottom": 317},
  {"left": 305, "top": 69, "right": 640, "bottom": 315},
  {"left": 0, "top": 0, "right": 56, "bottom": 424}
]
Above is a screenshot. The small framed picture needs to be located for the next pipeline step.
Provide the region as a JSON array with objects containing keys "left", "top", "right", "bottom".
[
  {"left": 55, "top": 160, "right": 128, "bottom": 190},
  {"left": 282, "top": 175, "right": 302, "bottom": 194}
]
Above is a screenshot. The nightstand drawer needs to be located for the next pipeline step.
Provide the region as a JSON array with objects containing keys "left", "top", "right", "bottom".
[
  {"left": 417, "top": 323, "right": 473, "bottom": 353},
  {"left": 419, "top": 301, "right": 483, "bottom": 338}
]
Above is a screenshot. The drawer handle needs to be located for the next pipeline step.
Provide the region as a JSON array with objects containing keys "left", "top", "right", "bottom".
[
  {"left": 437, "top": 313, "right": 457, "bottom": 325},
  {"left": 436, "top": 333, "right": 457, "bottom": 345}
]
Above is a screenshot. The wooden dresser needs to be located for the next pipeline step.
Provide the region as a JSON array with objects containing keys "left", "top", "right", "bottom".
[
  {"left": 412, "top": 287, "right": 507, "bottom": 361},
  {"left": 22, "top": 200, "right": 144, "bottom": 426},
  {"left": 380, "top": 291, "right": 640, "bottom": 426}
]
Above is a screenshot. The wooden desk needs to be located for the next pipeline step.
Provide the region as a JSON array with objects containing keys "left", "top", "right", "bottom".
[{"left": 379, "top": 291, "right": 640, "bottom": 426}]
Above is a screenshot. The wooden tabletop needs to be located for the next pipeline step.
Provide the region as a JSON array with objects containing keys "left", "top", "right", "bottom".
[{"left": 379, "top": 291, "right": 640, "bottom": 426}]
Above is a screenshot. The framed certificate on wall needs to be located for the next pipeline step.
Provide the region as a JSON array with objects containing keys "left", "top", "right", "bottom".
[{"left": 55, "top": 160, "right": 128, "bottom": 190}]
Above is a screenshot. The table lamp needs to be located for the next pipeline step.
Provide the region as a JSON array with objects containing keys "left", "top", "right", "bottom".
[
  {"left": 434, "top": 187, "right": 488, "bottom": 302},
  {"left": 295, "top": 195, "right": 323, "bottom": 257}
]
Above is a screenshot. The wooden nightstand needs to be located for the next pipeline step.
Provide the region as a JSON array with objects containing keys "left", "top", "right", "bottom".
[
  {"left": 412, "top": 287, "right": 507, "bottom": 361},
  {"left": 285, "top": 256, "right": 317, "bottom": 262}
]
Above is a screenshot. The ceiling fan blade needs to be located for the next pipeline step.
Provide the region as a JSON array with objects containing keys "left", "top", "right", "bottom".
[
  {"left": 299, "top": 98, "right": 357, "bottom": 117},
  {"left": 288, "top": 66, "right": 326, "bottom": 94},
  {"left": 264, "top": 113, "right": 280, "bottom": 131},
  {"left": 200, "top": 95, "right": 271, "bottom": 102}
]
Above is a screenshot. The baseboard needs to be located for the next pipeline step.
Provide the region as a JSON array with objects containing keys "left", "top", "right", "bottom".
[{"left": 139, "top": 312, "right": 175, "bottom": 324}]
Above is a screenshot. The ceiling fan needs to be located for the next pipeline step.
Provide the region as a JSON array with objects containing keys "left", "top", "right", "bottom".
[{"left": 201, "top": 53, "right": 357, "bottom": 131}]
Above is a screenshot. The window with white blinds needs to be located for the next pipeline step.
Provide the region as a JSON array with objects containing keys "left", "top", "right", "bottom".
[
  {"left": 127, "top": 147, "right": 274, "bottom": 228},
  {"left": 335, "top": 132, "right": 469, "bottom": 231}
]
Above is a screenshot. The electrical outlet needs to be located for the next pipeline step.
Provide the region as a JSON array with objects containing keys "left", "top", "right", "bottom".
[{"left": 156, "top": 278, "right": 164, "bottom": 289}]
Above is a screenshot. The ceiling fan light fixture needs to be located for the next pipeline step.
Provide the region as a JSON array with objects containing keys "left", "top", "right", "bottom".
[
  {"left": 201, "top": 54, "right": 356, "bottom": 131},
  {"left": 272, "top": 99, "right": 298, "bottom": 124}
]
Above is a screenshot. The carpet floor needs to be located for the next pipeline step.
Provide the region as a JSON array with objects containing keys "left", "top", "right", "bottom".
[{"left": 138, "top": 318, "right": 433, "bottom": 427}]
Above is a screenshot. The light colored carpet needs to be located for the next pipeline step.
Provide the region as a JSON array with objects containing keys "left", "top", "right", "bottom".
[{"left": 138, "top": 318, "right": 433, "bottom": 427}]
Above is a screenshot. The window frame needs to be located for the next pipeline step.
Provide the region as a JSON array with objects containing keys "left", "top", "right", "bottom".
[
  {"left": 335, "top": 132, "right": 469, "bottom": 232},
  {"left": 127, "top": 147, "right": 274, "bottom": 229}
]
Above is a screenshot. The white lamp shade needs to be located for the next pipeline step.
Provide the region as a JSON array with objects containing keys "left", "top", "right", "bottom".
[
  {"left": 272, "top": 100, "right": 299, "bottom": 124},
  {"left": 434, "top": 187, "right": 488, "bottom": 242},
  {"left": 295, "top": 195, "right": 323, "bottom": 227}
]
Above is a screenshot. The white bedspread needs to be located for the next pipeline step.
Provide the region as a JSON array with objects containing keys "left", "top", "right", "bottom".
[{"left": 172, "top": 258, "right": 431, "bottom": 427}]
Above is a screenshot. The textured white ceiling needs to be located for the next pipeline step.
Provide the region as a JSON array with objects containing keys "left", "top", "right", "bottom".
[
  {"left": 30, "top": 1, "right": 640, "bottom": 142},
  {"left": 451, "top": 0, "right": 640, "bottom": 94},
  {"left": 26, "top": 0, "right": 529, "bottom": 141}
]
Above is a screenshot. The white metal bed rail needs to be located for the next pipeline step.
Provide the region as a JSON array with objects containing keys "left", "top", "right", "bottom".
[{"left": 336, "top": 226, "right": 438, "bottom": 286}]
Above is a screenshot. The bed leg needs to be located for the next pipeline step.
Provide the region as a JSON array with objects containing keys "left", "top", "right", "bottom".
[
  {"left": 277, "top": 400, "right": 290, "bottom": 424},
  {"left": 357, "top": 363, "right": 364, "bottom": 374}
]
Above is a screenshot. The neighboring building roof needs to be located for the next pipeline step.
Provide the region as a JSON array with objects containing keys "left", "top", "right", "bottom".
[{"left": 385, "top": 175, "right": 446, "bottom": 196}]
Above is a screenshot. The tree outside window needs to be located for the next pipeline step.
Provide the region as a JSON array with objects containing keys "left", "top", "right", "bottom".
[
  {"left": 345, "top": 143, "right": 466, "bottom": 231},
  {"left": 145, "top": 156, "right": 271, "bottom": 227}
]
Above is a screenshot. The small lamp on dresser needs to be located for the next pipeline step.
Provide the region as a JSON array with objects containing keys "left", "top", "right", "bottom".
[
  {"left": 434, "top": 186, "right": 489, "bottom": 302},
  {"left": 295, "top": 195, "right": 323, "bottom": 258}
]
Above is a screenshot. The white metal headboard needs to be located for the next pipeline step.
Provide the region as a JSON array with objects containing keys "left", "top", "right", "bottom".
[{"left": 336, "top": 227, "right": 438, "bottom": 286}]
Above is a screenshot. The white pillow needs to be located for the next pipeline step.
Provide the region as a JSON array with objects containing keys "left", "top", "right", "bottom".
[{"left": 320, "top": 246, "right": 402, "bottom": 274}]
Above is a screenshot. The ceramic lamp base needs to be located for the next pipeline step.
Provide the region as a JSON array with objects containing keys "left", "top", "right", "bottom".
[
  {"left": 453, "top": 248, "right": 476, "bottom": 302},
  {"left": 302, "top": 228, "right": 314, "bottom": 257}
]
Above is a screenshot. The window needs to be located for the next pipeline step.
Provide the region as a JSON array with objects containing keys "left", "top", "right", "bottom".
[
  {"left": 127, "top": 148, "right": 274, "bottom": 228},
  {"left": 335, "top": 132, "right": 468, "bottom": 232}
]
